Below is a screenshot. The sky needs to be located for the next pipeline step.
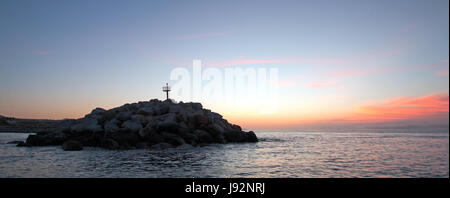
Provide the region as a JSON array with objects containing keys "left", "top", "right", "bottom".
[{"left": 0, "top": 0, "right": 448, "bottom": 130}]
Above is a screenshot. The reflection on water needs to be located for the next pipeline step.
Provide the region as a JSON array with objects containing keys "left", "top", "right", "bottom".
[{"left": 0, "top": 130, "right": 448, "bottom": 178}]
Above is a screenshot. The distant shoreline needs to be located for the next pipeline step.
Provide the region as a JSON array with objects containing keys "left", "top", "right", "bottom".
[{"left": 0, "top": 115, "right": 61, "bottom": 133}]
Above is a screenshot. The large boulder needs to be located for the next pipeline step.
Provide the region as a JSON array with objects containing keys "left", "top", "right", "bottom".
[
  {"left": 223, "top": 130, "right": 258, "bottom": 143},
  {"left": 157, "top": 120, "right": 180, "bottom": 133},
  {"left": 58, "top": 119, "right": 76, "bottom": 132},
  {"left": 178, "top": 132, "right": 199, "bottom": 146},
  {"left": 16, "top": 141, "right": 29, "bottom": 147},
  {"left": 104, "top": 119, "right": 120, "bottom": 134},
  {"left": 86, "top": 108, "right": 106, "bottom": 120},
  {"left": 190, "top": 114, "right": 209, "bottom": 127},
  {"left": 121, "top": 120, "right": 142, "bottom": 133},
  {"left": 137, "top": 107, "right": 154, "bottom": 115},
  {"left": 71, "top": 118, "right": 102, "bottom": 133},
  {"left": 26, "top": 134, "right": 49, "bottom": 146},
  {"left": 130, "top": 114, "right": 145, "bottom": 124},
  {"left": 26, "top": 131, "right": 66, "bottom": 146},
  {"left": 193, "top": 129, "right": 213, "bottom": 143},
  {"left": 108, "top": 130, "right": 140, "bottom": 148},
  {"left": 151, "top": 142, "right": 173, "bottom": 149},
  {"left": 62, "top": 140, "right": 83, "bottom": 151},
  {"left": 138, "top": 126, "right": 165, "bottom": 144},
  {"left": 161, "top": 132, "right": 185, "bottom": 146},
  {"left": 245, "top": 131, "right": 258, "bottom": 142},
  {"left": 154, "top": 104, "right": 169, "bottom": 115},
  {"left": 116, "top": 111, "right": 132, "bottom": 122},
  {"left": 204, "top": 123, "right": 226, "bottom": 143},
  {"left": 100, "top": 138, "right": 120, "bottom": 150},
  {"left": 189, "top": 102, "right": 202, "bottom": 110}
]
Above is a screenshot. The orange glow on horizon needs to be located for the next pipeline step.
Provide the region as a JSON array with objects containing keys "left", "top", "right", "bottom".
[
  {"left": 2, "top": 93, "right": 448, "bottom": 129},
  {"left": 223, "top": 93, "right": 449, "bottom": 129}
]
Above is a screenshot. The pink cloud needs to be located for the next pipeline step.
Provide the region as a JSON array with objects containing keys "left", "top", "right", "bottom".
[
  {"left": 305, "top": 78, "right": 340, "bottom": 89},
  {"left": 306, "top": 83, "right": 329, "bottom": 88},
  {"left": 431, "top": 59, "right": 449, "bottom": 76},
  {"left": 326, "top": 68, "right": 391, "bottom": 77},
  {"left": 436, "top": 69, "right": 449, "bottom": 76},
  {"left": 350, "top": 93, "right": 449, "bottom": 122},
  {"left": 327, "top": 70, "right": 372, "bottom": 77}
]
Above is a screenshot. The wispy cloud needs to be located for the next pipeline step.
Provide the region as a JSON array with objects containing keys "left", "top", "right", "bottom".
[
  {"left": 432, "top": 59, "right": 449, "bottom": 76},
  {"left": 327, "top": 69, "right": 385, "bottom": 77},
  {"left": 305, "top": 78, "right": 340, "bottom": 89},
  {"left": 205, "top": 57, "right": 349, "bottom": 67},
  {"left": 436, "top": 68, "right": 449, "bottom": 76},
  {"left": 350, "top": 93, "right": 449, "bottom": 121}
]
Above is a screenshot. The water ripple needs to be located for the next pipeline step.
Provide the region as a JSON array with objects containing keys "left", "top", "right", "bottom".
[{"left": 0, "top": 130, "right": 448, "bottom": 178}]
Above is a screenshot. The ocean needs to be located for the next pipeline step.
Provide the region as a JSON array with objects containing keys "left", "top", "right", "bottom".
[{"left": 0, "top": 129, "right": 448, "bottom": 178}]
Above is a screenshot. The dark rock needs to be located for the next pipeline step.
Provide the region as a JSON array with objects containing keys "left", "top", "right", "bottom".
[
  {"left": 58, "top": 119, "right": 76, "bottom": 131},
  {"left": 85, "top": 108, "right": 106, "bottom": 120},
  {"left": 91, "top": 107, "right": 106, "bottom": 115},
  {"left": 101, "top": 138, "right": 120, "bottom": 149},
  {"left": 178, "top": 132, "right": 198, "bottom": 146},
  {"left": 137, "top": 107, "right": 154, "bottom": 115},
  {"left": 245, "top": 131, "right": 258, "bottom": 142},
  {"left": 154, "top": 104, "right": 169, "bottom": 115},
  {"left": 177, "top": 144, "right": 194, "bottom": 149},
  {"left": 26, "top": 134, "right": 51, "bottom": 146},
  {"left": 136, "top": 142, "right": 148, "bottom": 149},
  {"left": 193, "top": 129, "right": 213, "bottom": 143},
  {"left": 74, "top": 132, "right": 101, "bottom": 147},
  {"left": 161, "top": 132, "right": 185, "bottom": 146},
  {"left": 191, "top": 114, "right": 208, "bottom": 126},
  {"left": 190, "top": 102, "right": 202, "bottom": 110},
  {"left": 109, "top": 130, "right": 139, "bottom": 147},
  {"left": 131, "top": 114, "right": 145, "bottom": 123},
  {"left": 62, "top": 140, "right": 83, "bottom": 151},
  {"left": 223, "top": 130, "right": 258, "bottom": 142},
  {"left": 139, "top": 126, "right": 165, "bottom": 144},
  {"left": 16, "top": 141, "right": 29, "bottom": 147},
  {"left": 204, "top": 124, "right": 226, "bottom": 143},
  {"left": 121, "top": 120, "right": 142, "bottom": 133},
  {"left": 116, "top": 111, "right": 132, "bottom": 122},
  {"left": 231, "top": 124, "right": 242, "bottom": 131},
  {"left": 157, "top": 120, "right": 180, "bottom": 133},
  {"left": 151, "top": 142, "right": 173, "bottom": 149},
  {"left": 223, "top": 130, "right": 246, "bottom": 142},
  {"left": 71, "top": 118, "right": 102, "bottom": 133},
  {"left": 7, "top": 140, "right": 22, "bottom": 144},
  {"left": 104, "top": 119, "right": 120, "bottom": 134}
]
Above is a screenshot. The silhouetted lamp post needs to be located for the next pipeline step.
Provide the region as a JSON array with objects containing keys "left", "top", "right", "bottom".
[{"left": 162, "top": 83, "right": 171, "bottom": 100}]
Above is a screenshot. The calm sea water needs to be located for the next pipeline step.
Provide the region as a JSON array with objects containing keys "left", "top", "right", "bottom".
[{"left": 0, "top": 129, "right": 448, "bottom": 178}]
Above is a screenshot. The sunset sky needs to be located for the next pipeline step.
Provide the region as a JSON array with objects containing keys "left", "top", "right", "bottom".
[{"left": 0, "top": 0, "right": 448, "bottom": 130}]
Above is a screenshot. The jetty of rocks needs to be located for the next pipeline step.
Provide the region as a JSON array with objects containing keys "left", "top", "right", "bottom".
[{"left": 18, "top": 99, "right": 258, "bottom": 150}]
